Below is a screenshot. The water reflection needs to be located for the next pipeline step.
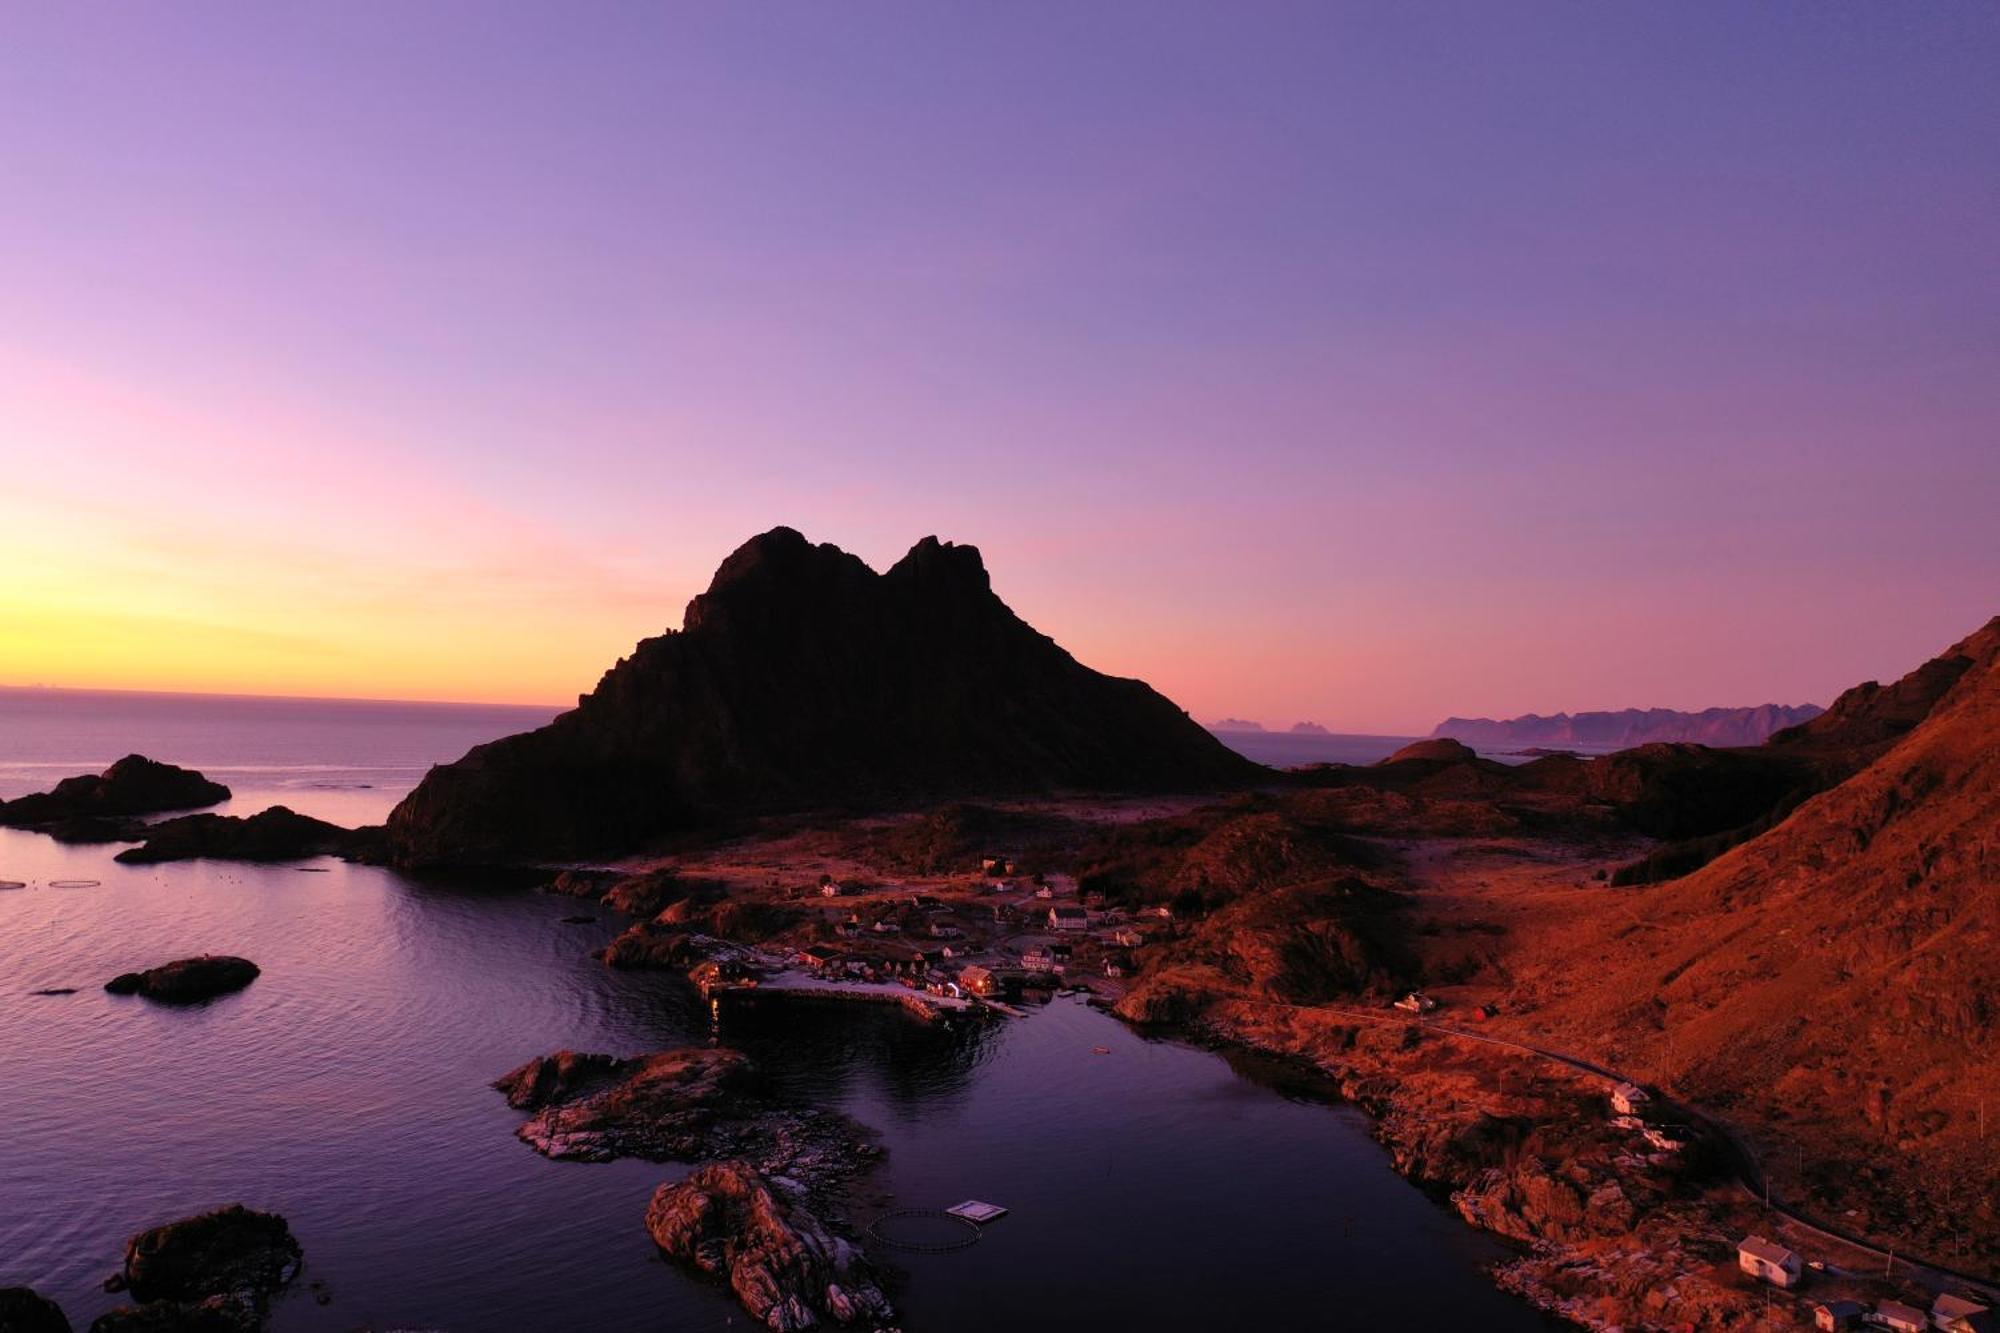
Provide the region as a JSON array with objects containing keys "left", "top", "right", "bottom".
[{"left": 1, "top": 825, "right": 1553, "bottom": 1332}]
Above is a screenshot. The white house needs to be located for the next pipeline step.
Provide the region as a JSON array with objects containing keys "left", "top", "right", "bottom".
[
  {"left": 1873, "top": 1302, "right": 1928, "bottom": 1333},
  {"left": 1736, "top": 1235, "right": 1802, "bottom": 1289},
  {"left": 1610, "top": 1082, "right": 1651, "bottom": 1116}
]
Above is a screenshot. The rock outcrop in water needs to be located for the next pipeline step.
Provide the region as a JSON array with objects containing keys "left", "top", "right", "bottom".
[
  {"left": 645, "top": 1161, "right": 891, "bottom": 1332},
  {"left": 93, "top": 1205, "right": 301, "bottom": 1332},
  {"left": 0, "top": 1288, "right": 71, "bottom": 1333},
  {"left": 492, "top": 1047, "right": 877, "bottom": 1186},
  {"left": 110, "top": 807, "right": 381, "bottom": 865},
  {"left": 105, "top": 956, "right": 260, "bottom": 1004},
  {"left": 387, "top": 528, "right": 1258, "bottom": 866},
  {"left": 0, "top": 756, "right": 228, "bottom": 828}
]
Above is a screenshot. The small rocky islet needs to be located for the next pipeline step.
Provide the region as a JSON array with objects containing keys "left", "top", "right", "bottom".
[
  {"left": 104, "top": 957, "right": 260, "bottom": 1005},
  {"left": 0, "top": 1206, "right": 304, "bottom": 1333}
]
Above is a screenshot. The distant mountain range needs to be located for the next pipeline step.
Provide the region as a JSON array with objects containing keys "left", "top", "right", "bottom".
[
  {"left": 1205, "top": 719, "right": 1332, "bottom": 736},
  {"left": 1431, "top": 703, "right": 1823, "bottom": 750}
]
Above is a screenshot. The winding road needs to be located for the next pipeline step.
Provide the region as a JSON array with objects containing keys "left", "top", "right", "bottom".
[{"left": 1226, "top": 992, "right": 2000, "bottom": 1305}]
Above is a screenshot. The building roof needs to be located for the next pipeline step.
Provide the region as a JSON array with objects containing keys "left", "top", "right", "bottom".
[
  {"left": 1876, "top": 1301, "right": 1927, "bottom": 1326},
  {"left": 1814, "top": 1300, "right": 1865, "bottom": 1316},
  {"left": 1737, "top": 1236, "right": 1798, "bottom": 1267},
  {"left": 1936, "top": 1296, "right": 1994, "bottom": 1321}
]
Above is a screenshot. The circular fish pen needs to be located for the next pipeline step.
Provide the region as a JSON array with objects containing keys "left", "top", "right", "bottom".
[
  {"left": 865, "top": 1209, "right": 982, "bottom": 1253},
  {"left": 49, "top": 879, "right": 101, "bottom": 888}
]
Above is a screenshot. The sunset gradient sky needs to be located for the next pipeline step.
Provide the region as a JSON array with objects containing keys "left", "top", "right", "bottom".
[{"left": 2, "top": 3, "right": 1995, "bottom": 733}]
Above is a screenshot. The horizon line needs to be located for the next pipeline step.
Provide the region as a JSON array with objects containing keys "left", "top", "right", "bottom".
[{"left": 0, "top": 681, "right": 571, "bottom": 713}]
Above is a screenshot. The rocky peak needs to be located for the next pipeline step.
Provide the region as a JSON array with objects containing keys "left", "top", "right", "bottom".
[{"left": 387, "top": 529, "right": 1260, "bottom": 865}]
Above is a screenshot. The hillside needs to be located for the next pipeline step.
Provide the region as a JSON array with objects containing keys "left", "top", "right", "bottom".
[
  {"left": 386, "top": 529, "right": 1260, "bottom": 865},
  {"left": 1516, "top": 615, "right": 2000, "bottom": 1266},
  {"left": 1434, "top": 704, "right": 1823, "bottom": 750}
]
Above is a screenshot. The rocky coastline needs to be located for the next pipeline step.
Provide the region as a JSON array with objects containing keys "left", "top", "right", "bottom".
[{"left": 493, "top": 1047, "right": 895, "bottom": 1328}]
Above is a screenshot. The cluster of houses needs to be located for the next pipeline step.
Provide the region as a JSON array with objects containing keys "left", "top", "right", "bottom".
[
  {"left": 1735, "top": 1236, "right": 1992, "bottom": 1333},
  {"left": 1601, "top": 1082, "right": 1696, "bottom": 1155}
]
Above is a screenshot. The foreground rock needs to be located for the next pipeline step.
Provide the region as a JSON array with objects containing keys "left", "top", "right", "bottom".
[
  {"left": 113, "top": 807, "right": 382, "bottom": 865},
  {"left": 493, "top": 1048, "right": 881, "bottom": 1194},
  {"left": 646, "top": 1161, "right": 891, "bottom": 1331},
  {"left": 387, "top": 527, "right": 1258, "bottom": 865},
  {"left": 106, "top": 957, "right": 260, "bottom": 1004},
  {"left": 0, "top": 756, "right": 228, "bottom": 828},
  {"left": 0, "top": 1287, "right": 71, "bottom": 1333},
  {"left": 93, "top": 1205, "right": 301, "bottom": 1332}
]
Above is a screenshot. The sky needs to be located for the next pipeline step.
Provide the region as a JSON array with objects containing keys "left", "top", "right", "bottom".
[{"left": 1, "top": 3, "right": 1995, "bottom": 734}]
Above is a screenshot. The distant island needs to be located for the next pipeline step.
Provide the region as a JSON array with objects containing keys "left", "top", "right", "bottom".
[
  {"left": 1431, "top": 703, "right": 1823, "bottom": 750},
  {"left": 1204, "top": 718, "right": 1266, "bottom": 733},
  {"left": 1289, "top": 721, "right": 1330, "bottom": 735}
]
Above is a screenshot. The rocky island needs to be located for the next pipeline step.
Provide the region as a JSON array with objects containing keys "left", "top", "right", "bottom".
[
  {"left": 0, "top": 756, "right": 229, "bottom": 831},
  {"left": 105, "top": 957, "right": 261, "bottom": 1005}
]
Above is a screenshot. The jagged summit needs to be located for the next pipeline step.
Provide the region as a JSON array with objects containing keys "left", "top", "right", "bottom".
[{"left": 388, "top": 530, "right": 1261, "bottom": 865}]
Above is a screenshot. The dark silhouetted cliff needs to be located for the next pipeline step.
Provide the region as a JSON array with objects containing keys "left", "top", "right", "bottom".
[{"left": 387, "top": 529, "right": 1260, "bottom": 865}]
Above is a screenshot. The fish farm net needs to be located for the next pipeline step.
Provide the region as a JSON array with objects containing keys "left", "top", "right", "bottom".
[{"left": 866, "top": 1209, "right": 982, "bottom": 1253}]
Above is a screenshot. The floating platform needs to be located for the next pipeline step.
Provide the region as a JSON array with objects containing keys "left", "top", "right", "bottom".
[{"left": 945, "top": 1200, "right": 1009, "bottom": 1224}]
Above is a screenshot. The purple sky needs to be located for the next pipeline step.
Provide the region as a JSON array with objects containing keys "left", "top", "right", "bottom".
[{"left": 2, "top": 3, "right": 1995, "bottom": 732}]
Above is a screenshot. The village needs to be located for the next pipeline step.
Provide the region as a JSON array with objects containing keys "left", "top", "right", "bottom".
[
  {"left": 563, "top": 818, "right": 2000, "bottom": 1333},
  {"left": 665, "top": 850, "right": 1163, "bottom": 1017}
]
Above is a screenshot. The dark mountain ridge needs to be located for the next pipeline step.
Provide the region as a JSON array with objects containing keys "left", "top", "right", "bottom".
[{"left": 387, "top": 529, "right": 1260, "bottom": 866}]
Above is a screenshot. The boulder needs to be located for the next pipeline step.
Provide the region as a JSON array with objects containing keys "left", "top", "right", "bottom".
[
  {"left": 0, "top": 1287, "right": 71, "bottom": 1333},
  {"left": 105, "top": 957, "right": 260, "bottom": 1005},
  {"left": 113, "top": 1205, "right": 300, "bottom": 1308},
  {"left": 492, "top": 1050, "right": 630, "bottom": 1110},
  {"left": 644, "top": 1161, "right": 891, "bottom": 1331},
  {"left": 599, "top": 922, "right": 703, "bottom": 971},
  {"left": 494, "top": 1047, "right": 759, "bottom": 1162}
]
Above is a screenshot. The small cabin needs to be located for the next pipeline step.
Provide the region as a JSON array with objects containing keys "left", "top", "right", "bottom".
[
  {"left": 958, "top": 964, "right": 996, "bottom": 995},
  {"left": 1393, "top": 991, "right": 1438, "bottom": 1014},
  {"left": 1034, "top": 885, "right": 1055, "bottom": 900},
  {"left": 1873, "top": 1302, "right": 1927, "bottom": 1333},
  {"left": 1611, "top": 1082, "right": 1652, "bottom": 1116},
  {"left": 1111, "top": 927, "right": 1143, "bottom": 948},
  {"left": 929, "top": 921, "right": 964, "bottom": 939},
  {"left": 1021, "top": 948, "right": 1055, "bottom": 973},
  {"left": 1736, "top": 1235, "right": 1802, "bottom": 1289},
  {"left": 1815, "top": 1301, "right": 1865, "bottom": 1331},
  {"left": 1103, "top": 953, "right": 1133, "bottom": 978},
  {"left": 980, "top": 857, "right": 1003, "bottom": 875},
  {"left": 1049, "top": 905, "right": 1089, "bottom": 932}
]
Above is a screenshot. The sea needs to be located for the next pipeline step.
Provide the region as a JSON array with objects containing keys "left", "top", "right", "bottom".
[{"left": 0, "top": 687, "right": 1556, "bottom": 1331}]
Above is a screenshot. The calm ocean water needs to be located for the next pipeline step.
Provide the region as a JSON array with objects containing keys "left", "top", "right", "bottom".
[{"left": 0, "top": 689, "right": 1553, "bottom": 1331}]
